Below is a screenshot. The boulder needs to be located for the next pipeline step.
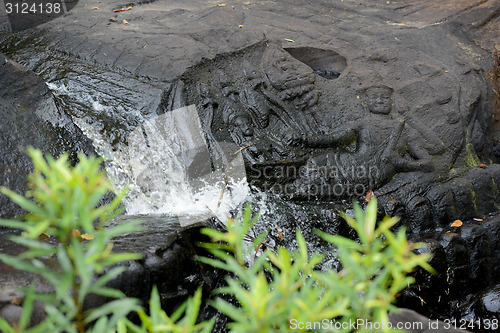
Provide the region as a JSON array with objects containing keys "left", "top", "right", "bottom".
[
  {"left": 0, "top": 214, "right": 215, "bottom": 326},
  {"left": 0, "top": 53, "right": 94, "bottom": 218}
]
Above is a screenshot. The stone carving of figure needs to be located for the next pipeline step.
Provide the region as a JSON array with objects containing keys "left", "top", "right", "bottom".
[
  {"left": 237, "top": 60, "right": 306, "bottom": 161},
  {"left": 216, "top": 71, "right": 277, "bottom": 163},
  {"left": 222, "top": 108, "right": 275, "bottom": 164},
  {"left": 287, "top": 85, "right": 435, "bottom": 197},
  {"left": 196, "top": 82, "right": 229, "bottom": 166},
  {"left": 240, "top": 60, "right": 272, "bottom": 129},
  {"left": 259, "top": 43, "right": 321, "bottom": 133}
]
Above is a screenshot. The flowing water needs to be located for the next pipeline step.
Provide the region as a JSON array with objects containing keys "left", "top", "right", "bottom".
[
  {"left": 0, "top": 31, "right": 345, "bottom": 266},
  {"left": 47, "top": 78, "right": 344, "bottom": 267},
  {"left": 2, "top": 32, "right": 497, "bottom": 327}
]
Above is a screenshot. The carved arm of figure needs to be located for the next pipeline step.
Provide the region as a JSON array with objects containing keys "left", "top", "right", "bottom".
[
  {"left": 398, "top": 109, "right": 446, "bottom": 155},
  {"left": 243, "top": 145, "right": 266, "bottom": 164},
  {"left": 284, "top": 122, "right": 358, "bottom": 148},
  {"left": 388, "top": 144, "right": 435, "bottom": 173},
  {"left": 380, "top": 119, "right": 405, "bottom": 165},
  {"left": 238, "top": 137, "right": 276, "bottom": 164},
  {"left": 404, "top": 142, "right": 435, "bottom": 172},
  {"left": 383, "top": 121, "right": 435, "bottom": 173}
]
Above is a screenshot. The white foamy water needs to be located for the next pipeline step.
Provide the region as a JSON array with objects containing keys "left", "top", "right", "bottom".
[
  {"left": 48, "top": 79, "right": 251, "bottom": 224},
  {"left": 47, "top": 81, "right": 344, "bottom": 270},
  {"left": 71, "top": 102, "right": 250, "bottom": 225}
]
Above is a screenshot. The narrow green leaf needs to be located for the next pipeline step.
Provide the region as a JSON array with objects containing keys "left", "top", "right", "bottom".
[
  {"left": 19, "top": 286, "right": 37, "bottom": 330},
  {"left": 184, "top": 288, "right": 203, "bottom": 326},
  {"left": 91, "top": 287, "right": 126, "bottom": 299},
  {"left": 211, "top": 298, "right": 246, "bottom": 322},
  {"left": 365, "top": 197, "right": 378, "bottom": 239},
  {"left": 316, "top": 230, "right": 362, "bottom": 251},
  {"left": 0, "top": 219, "right": 28, "bottom": 230},
  {"left": 0, "top": 188, "right": 45, "bottom": 216},
  {"left": 84, "top": 298, "right": 139, "bottom": 324},
  {"left": 0, "top": 317, "right": 15, "bottom": 333}
]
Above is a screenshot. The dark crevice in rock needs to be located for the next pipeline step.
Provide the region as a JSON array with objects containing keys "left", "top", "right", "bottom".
[{"left": 284, "top": 47, "right": 346, "bottom": 79}]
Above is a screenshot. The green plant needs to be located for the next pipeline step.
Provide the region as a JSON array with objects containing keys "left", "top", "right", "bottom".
[
  {"left": 198, "top": 206, "right": 346, "bottom": 333},
  {"left": 117, "top": 286, "right": 215, "bottom": 333},
  {"left": 0, "top": 147, "right": 143, "bottom": 333},
  {"left": 0, "top": 147, "right": 435, "bottom": 333},
  {"left": 316, "top": 199, "right": 435, "bottom": 330},
  {"left": 199, "top": 199, "right": 434, "bottom": 333}
]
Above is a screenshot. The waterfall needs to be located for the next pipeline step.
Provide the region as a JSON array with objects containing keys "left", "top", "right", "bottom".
[
  {"left": 124, "top": 104, "right": 250, "bottom": 224},
  {"left": 47, "top": 77, "right": 250, "bottom": 225},
  {"left": 47, "top": 80, "right": 340, "bottom": 265}
]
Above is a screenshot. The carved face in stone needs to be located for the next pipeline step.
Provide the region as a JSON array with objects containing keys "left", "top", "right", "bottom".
[
  {"left": 365, "top": 86, "right": 393, "bottom": 115},
  {"left": 233, "top": 115, "right": 254, "bottom": 137},
  {"left": 261, "top": 45, "right": 315, "bottom": 92}
]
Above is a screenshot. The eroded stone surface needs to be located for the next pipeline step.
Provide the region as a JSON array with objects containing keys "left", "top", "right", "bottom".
[
  {"left": 0, "top": 53, "right": 95, "bottom": 218},
  {"left": 480, "top": 285, "right": 500, "bottom": 318},
  {"left": 0, "top": 2, "right": 498, "bottom": 225},
  {"left": 105, "top": 214, "right": 211, "bottom": 312},
  {"left": 397, "top": 212, "right": 500, "bottom": 323},
  {"left": 0, "top": 0, "right": 499, "bottom": 329}
]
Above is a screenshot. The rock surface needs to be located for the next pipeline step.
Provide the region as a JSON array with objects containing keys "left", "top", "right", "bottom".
[
  {"left": 480, "top": 285, "right": 500, "bottom": 319},
  {"left": 397, "top": 212, "right": 500, "bottom": 325},
  {"left": 0, "top": 53, "right": 95, "bottom": 218},
  {"left": 104, "top": 214, "right": 213, "bottom": 313},
  {"left": 389, "top": 308, "right": 472, "bottom": 333},
  {"left": 0, "top": 215, "right": 215, "bottom": 326},
  {"left": 0, "top": 0, "right": 499, "bottom": 330},
  {"left": 1, "top": 0, "right": 498, "bottom": 228}
]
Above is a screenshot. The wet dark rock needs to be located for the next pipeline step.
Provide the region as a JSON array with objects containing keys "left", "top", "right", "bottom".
[
  {"left": 426, "top": 185, "right": 457, "bottom": 228},
  {"left": 0, "top": 0, "right": 499, "bottom": 329},
  {"left": 0, "top": 289, "right": 23, "bottom": 306},
  {"left": 479, "top": 285, "right": 500, "bottom": 318},
  {"left": 467, "top": 168, "right": 498, "bottom": 215},
  {"left": 0, "top": 304, "right": 23, "bottom": 326},
  {"left": 397, "top": 213, "right": 500, "bottom": 325},
  {"left": 0, "top": 215, "right": 215, "bottom": 325},
  {"left": 0, "top": 53, "right": 95, "bottom": 219},
  {"left": 0, "top": 233, "right": 54, "bottom": 294},
  {"left": 460, "top": 225, "right": 493, "bottom": 292},
  {"left": 101, "top": 214, "right": 214, "bottom": 313},
  {"left": 488, "top": 50, "right": 500, "bottom": 161},
  {"left": 0, "top": 234, "right": 52, "bottom": 327},
  {"left": 449, "top": 180, "right": 478, "bottom": 223},
  {"left": 484, "top": 216, "right": 500, "bottom": 281},
  {"left": 0, "top": 0, "right": 498, "bottom": 227},
  {"left": 440, "top": 233, "right": 470, "bottom": 297},
  {"left": 419, "top": 167, "right": 500, "bottom": 231}
]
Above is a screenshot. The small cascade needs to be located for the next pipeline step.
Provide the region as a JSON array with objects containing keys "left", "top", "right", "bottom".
[
  {"left": 48, "top": 80, "right": 250, "bottom": 224},
  {"left": 123, "top": 104, "right": 250, "bottom": 223},
  {"left": 84, "top": 105, "right": 251, "bottom": 225},
  {"left": 47, "top": 79, "right": 344, "bottom": 266}
]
